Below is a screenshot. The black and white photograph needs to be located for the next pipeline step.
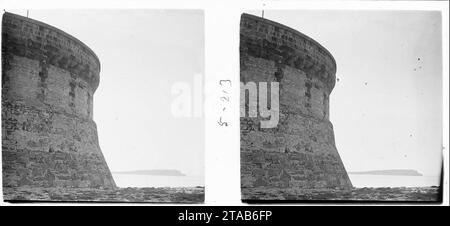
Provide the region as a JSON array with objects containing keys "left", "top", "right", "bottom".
[
  {"left": 1, "top": 9, "right": 205, "bottom": 202},
  {"left": 0, "top": 0, "right": 448, "bottom": 214},
  {"left": 240, "top": 10, "right": 443, "bottom": 202}
]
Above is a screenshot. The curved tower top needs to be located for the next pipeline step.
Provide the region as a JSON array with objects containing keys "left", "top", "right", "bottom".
[
  {"left": 240, "top": 13, "right": 337, "bottom": 92},
  {"left": 2, "top": 12, "right": 101, "bottom": 91}
]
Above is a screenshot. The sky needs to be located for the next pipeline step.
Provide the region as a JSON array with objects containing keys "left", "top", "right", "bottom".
[
  {"left": 8, "top": 9, "right": 205, "bottom": 177},
  {"left": 249, "top": 10, "right": 443, "bottom": 176}
]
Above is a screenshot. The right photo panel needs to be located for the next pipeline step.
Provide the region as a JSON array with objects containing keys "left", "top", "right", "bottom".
[{"left": 240, "top": 10, "right": 443, "bottom": 202}]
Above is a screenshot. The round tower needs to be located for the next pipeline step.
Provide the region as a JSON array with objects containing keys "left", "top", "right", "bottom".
[
  {"left": 2, "top": 12, "right": 116, "bottom": 189},
  {"left": 240, "top": 13, "right": 352, "bottom": 190}
]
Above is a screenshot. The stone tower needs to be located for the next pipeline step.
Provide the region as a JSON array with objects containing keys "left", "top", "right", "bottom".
[
  {"left": 2, "top": 12, "right": 116, "bottom": 189},
  {"left": 240, "top": 14, "right": 352, "bottom": 191}
]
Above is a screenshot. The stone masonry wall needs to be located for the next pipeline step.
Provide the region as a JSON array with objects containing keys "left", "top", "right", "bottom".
[
  {"left": 2, "top": 12, "right": 116, "bottom": 189},
  {"left": 240, "top": 13, "right": 352, "bottom": 191}
]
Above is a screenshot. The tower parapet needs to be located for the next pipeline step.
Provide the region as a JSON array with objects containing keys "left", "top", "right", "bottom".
[{"left": 240, "top": 13, "right": 336, "bottom": 93}]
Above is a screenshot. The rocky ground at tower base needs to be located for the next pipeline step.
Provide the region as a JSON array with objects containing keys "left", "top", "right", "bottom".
[
  {"left": 242, "top": 186, "right": 440, "bottom": 202},
  {"left": 3, "top": 186, "right": 204, "bottom": 203}
]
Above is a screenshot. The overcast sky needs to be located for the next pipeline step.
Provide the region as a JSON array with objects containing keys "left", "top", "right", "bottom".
[
  {"left": 249, "top": 10, "right": 443, "bottom": 176},
  {"left": 8, "top": 9, "right": 205, "bottom": 177}
]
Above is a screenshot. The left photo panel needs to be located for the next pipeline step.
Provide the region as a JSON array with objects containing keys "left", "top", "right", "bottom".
[{"left": 1, "top": 9, "right": 204, "bottom": 203}]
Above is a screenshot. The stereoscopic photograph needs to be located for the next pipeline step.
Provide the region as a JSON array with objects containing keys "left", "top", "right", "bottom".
[
  {"left": 240, "top": 10, "right": 443, "bottom": 202},
  {"left": 2, "top": 9, "right": 204, "bottom": 203}
]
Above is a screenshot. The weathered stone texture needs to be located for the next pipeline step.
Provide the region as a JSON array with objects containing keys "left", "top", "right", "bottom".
[
  {"left": 4, "top": 187, "right": 205, "bottom": 203},
  {"left": 242, "top": 187, "right": 441, "bottom": 201},
  {"left": 240, "top": 14, "right": 352, "bottom": 192},
  {"left": 2, "top": 12, "right": 116, "bottom": 189}
]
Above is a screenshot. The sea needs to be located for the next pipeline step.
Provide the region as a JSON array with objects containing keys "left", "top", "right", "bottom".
[
  {"left": 112, "top": 173, "right": 440, "bottom": 188},
  {"left": 112, "top": 173, "right": 204, "bottom": 188},
  {"left": 348, "top": 174, "right": 441, "bottom": 188}
]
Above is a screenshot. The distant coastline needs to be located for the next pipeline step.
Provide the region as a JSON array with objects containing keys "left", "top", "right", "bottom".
[
  {"left": 112, "top": 169, "right": 186, "bottom": 176},
  {"left": 348, "top": 169, "right": 423, "bottom": 176}
]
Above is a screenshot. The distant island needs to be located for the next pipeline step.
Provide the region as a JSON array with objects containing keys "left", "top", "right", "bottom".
[
  {"left": 348, "top": 169, "right": 423, "bottom": 176},
  {"left": 112, "top": 169, "right": 186, "bottom": 176}
]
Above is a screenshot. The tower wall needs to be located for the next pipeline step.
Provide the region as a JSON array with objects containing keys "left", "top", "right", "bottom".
[
  {"left": 240, "top": 14, "right": 352, "bottom": 190},
  {"left": 2, "top": 12, "right": 116, "bottom": 189}
]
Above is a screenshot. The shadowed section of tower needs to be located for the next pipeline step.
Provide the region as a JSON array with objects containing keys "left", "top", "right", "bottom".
[
  {"left": 240, "top": 13, "right": 352, "bottom": 191},
  {"left": 2, "top": 12, "right": 116, "bottom": 189}
]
